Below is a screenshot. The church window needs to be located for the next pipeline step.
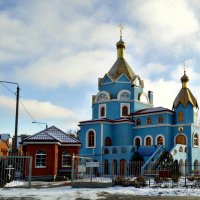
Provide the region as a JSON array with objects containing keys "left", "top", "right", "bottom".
[
  {"left": 145, "top": 136, "right": 152, "bottom": 146},
  {"left": 178, "top": 111, "right": 184, "bottom": 122},
  {"left": 194, "top": 160, "right": 198, "bottom": 170},
  {"left": 136, "top": 119, "right": 141, "bottom": 125},
  {"left": 158, "top": 116, "right": 163, "bottom": 123},
  {"left": 104, "top": 148, "right": 109, "bottom": 154},
  {"left": 147, "top": 117, "right": 152, "bottom": 124},
  {"left": 117, "top": 90, "right": 131, "bottom": 100},
  {"left": 157, "top": 136, "right": 164, "bottom": 145},
  {"left": 135, "top": 137, "right": 141, "bottom": 147},
  {"left": 100, "top": 107, "right": 105, "bottom": 117},
  {"left": 96, "top": 92, "right": 109, "bottom": 102},
  {"left": 113, "top": 160, "right": 118, "bottom": 175},
  {"left": 99, "top": 104, "right": 106, "bottom": 118},
  {"left": 179, "top": 146, "right": 183, "bottom": 152},
  {"left": 194, "top": 133, "right": 199, "bottom": 146},
  {"left": 87, "top": 131, "right": 95, "bottom": 147},
  {"left": 176, "top": 134, "right": 186, "bottom": 145},
  {"left": 112, "top": 148, "right": 117, "bottom": 154},
  {"left": 122, "top": 106, "right": 128, "bottom": 116},
  {"left": 36, "top": 150, "right": 46, "bottom": 167},
  {"left": 62, "top": 152, "right": 71, "bottom": 167},
  {"left": 104, "top": 160, "right": 109, "bottom": 175},
  {"left": 105, "top": 137, "right": 112, "bottom": 146}
]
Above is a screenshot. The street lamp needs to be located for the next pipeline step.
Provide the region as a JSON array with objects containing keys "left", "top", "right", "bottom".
[
  {"left": 0, "top": 81, "right": 19, "bottom": 154},
  {"left": 32, "top": 121, "right": 48, "bottom": 129}
]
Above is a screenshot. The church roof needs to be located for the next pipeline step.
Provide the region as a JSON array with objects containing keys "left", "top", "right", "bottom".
[
  {"left": 131, "top": 107, "right": 173, "bottom": 116},
  {"left": 173, "top": 88, "right": 198, "bottom": 109},
  {"left": 22, "top": 126, "right": 80, "bottom": 144},
  {"left": 173, "top": 70, "right": 198, "bottom": 109},
  {"left": 108, "top": 58, "right": 137, "bottom": 82}
]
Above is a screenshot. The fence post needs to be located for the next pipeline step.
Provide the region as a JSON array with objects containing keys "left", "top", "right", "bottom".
[
  {"left": 28, "top": 156, "right": 32, "bottom": 188},
  {"left": 112, "top": 162, "right": 114, "bottom": 185}
]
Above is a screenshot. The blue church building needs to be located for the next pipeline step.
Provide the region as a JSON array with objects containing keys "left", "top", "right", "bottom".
[{"left": 78, "top": 33, "right": 200, "bottom": 176}]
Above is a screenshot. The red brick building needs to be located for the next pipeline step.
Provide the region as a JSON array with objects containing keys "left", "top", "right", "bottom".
[{"left": 22, "top": 126, "right": 81, "bottom": 180}]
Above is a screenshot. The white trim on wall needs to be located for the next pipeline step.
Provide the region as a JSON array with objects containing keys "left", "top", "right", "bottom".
[
  {"left": 144, "top": 135, "right": 153, "bottom": 146},
  {"left": 120, "top": 103, "right": 130, "bottom": 117},
  {"left": 133, "top": 136, "right": 142, "bottom": 146},
  {"left": 155, "top": 134, "right": 165, "bottom": 146},
  {"left": 99, "top": 104, "right": 106, "bottom": 118}
]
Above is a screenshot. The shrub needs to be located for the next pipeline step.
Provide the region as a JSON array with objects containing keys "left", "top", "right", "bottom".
[{"left": 171, "top": 175, "right": 179, "bottom": 183}]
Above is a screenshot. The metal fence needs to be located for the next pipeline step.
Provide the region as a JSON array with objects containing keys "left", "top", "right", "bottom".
[
  {"left": 0, "top": 155, "right": 32, "bottom": 188},
  {"left": 72, "top": 160, "right": 200, "bottom": 187}
]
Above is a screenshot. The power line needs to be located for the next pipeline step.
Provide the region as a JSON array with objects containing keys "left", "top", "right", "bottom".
[{"left": 0, "top": 82, "right": 16, "bottom": 95}]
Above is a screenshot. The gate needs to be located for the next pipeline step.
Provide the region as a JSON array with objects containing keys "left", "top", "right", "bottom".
[{"left": 0, "top": 155, "right": 32, "bottom": 188}]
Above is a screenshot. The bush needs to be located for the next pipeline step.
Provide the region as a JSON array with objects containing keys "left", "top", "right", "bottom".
[
  {"left": 136, "top": 175, "right": 147, "bottom": 187},
  {"left": 171, "top": 175, "right": 179, "bottom": 183}
]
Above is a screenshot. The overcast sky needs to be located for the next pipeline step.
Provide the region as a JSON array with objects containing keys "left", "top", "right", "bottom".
[{"left": 0, "top": 0, "right": 200, "bottom": 135}]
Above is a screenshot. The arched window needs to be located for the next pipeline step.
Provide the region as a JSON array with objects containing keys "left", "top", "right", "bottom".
[
  {"left": 96, "top": 92, "right": 110, "bottom": 102},
  {"left": 136, "top": 119, "right": 141, "bottom": 125},
  {"left": 135, "top": 137, "right": 141, "bottom": 147},
  {"left": 157, "top": 136, "right": 164, "bottom": 145},
  {"left": 113, "top": 160, "right": 118, "bottom": 175},
  {"left": 104, "top": 160, "right": 109, "bottom": 175},
  {"left": 178, "top": 111, "right": 184, "bottom": 122},
  {"left": 100, "top": 107, "right": 105, "bottom": 117},
  {"left": 112, "top": 148, "right": 117, "bottom": 154},
  {"left": 145, "top": 136, "right": 152, "bottom": 146},
  {"left": 173, "top": 149, "right": 177, "bottom": 155},
  {"left": 176, "top": 134, "right": 186, "bottom": 145},
  {"left": 194, "top": 133, "right": 199, "bottom": 146},
  {"left": 62, "top": 152, "right": 71, "bottom": 167},
  {"left": 158, "top": 116, "right": 163, "bottom": 123},
  {"left": 185, "top": 147, "right": 187, "bottom": 152},
  {"left": 104, "top": 148, "right": 109, "bottom": 154},
  {"left": 179, "top": 146, "right": 183, "bottom": 152},
  {"left": 122, "top": 106, "right": 128, "bottom": 116},
  {"left": 88, "top": 131, "right": 95, "bottom": 147},
  {"left": 147, "top": 117, "right": 152, "bottom": 124},
  {"left": 105, "top": 137, "right": 112, "bottom": 146},
  {"left": 36, "top": 150, "right": 46, "bottom": 167}
]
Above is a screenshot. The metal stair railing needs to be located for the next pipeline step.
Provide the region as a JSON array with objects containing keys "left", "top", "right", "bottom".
[{"left": 141, "top": 145, "right": 165, "bottom": 176}]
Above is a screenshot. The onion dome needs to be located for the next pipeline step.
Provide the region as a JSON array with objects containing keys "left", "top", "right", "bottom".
[{"left": 173, "top": 70, "right": 198, "bottom": 109}]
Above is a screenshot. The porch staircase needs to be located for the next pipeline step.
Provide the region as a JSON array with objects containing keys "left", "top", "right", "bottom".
[{"left": 141, "top": 145, "right": 165, "bottom": 176}]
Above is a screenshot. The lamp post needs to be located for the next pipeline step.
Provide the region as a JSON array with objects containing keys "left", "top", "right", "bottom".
[
  {"left": 32, "top": 121, "right": 48, "bottom": 129},
  {"left": 0, "top": 81, "right": 19, "bottom": 154}
]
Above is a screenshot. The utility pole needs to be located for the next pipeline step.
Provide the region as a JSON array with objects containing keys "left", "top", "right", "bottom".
[{"left": 14, "top": 85, "right": 19, "bottom": 153}]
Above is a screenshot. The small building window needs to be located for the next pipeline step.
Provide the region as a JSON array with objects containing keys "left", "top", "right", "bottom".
[
  {"left": 88, "top": 131, "right": 95, "bottom": 147},
  {"left": 136, "top": 119, "right": 141, "bottom": 125},
  {"left": 178, "top": 111, "right": 184, "bottom": 122},
  {"left": 145, "top": 137, "right": 152, "bottom": 146},
  {"left": 158, "top": 116, "right": 163, "bottom": 123},
  {"left": 62, "top": 152, "right": 71, "bottom": 167},
  {"left": 179, "top": 146, "right": 183, "bottom": 152},
  {"left": 135, "top": 137, "right": 141, "bottom": 147},
  {"left": 36, "top": 150, "right": 46, "bottom": 167},
  {"left": 104, "top": 148, "right": 109, "bottom": 154},
  {"left": 194, "top": 133, "right": 199, "bottom": 146},
  {"left": 157, "top": 136, "right": 164, "bottom": 145},
  {"left": 147, "top": 117, "right": 152, "bottom": 124},
  {"left": 105, "top": 137, "right": 112, "bottom": 146},
  {"left": 122, "top": 106, "right": 128, "bottom": 116},
  {"left": 100, "top": 107, "right": 105, "bottom": 117}
]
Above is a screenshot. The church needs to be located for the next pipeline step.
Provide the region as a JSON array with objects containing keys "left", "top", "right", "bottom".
[{"left": 78, "top": 31, "right": 200, "bottom": 176}]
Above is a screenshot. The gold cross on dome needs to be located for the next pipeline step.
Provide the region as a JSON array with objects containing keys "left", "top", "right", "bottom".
[{"left": 119, "top": 24, "right": 124, "bottom": 39}]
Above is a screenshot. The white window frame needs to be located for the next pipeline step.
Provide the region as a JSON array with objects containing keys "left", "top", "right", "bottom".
[
  {"left": 62, "top": 152, "right": 71, "bottom": 167},
  {"left": 99, "top": 104, "right": 106, "bottom": 118},
  {"left": 86, "top": 129, "right": 96, "bottom": 148},
  {"left": 117, "top": 90, "right": 131, "bottom": 100},
  {"left": 155, "top": 134, "right": 165, "bottom": 146},
  {"left": 120, "top": 103, "right": 130, "bottom": 117},
  {"left": 133, "top": 136, "right": 142, "bottom": 146},
  {"left": 193, "top": 132, "right": 199, "bottom": 147},
  {"left": 35, "top": 150, "right": 46, "bottom": 168},
  {"left": 144, "top": 135, "right": 153, "bottom": 146}
]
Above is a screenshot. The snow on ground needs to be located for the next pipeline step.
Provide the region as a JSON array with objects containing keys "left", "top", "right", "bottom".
[{"left": 1, "top": 185, "right": 200, "bottom": 199}]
